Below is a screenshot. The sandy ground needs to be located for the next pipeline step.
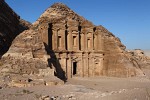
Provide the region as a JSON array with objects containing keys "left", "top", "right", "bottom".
[
  {"left": 0, "top": 75, "right": 150, "bottom": 100},
  {"left": 0, "top": 51, "right": 150, "bottom": 100}
]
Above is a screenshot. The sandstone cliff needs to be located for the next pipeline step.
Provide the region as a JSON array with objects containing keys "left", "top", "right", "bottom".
[
  {"left": 31, "top": 3, "right": 145, "bottom": 77},
  {"left": 0, "top": 2, "right": 147, "bottom": 86},
  {"left": 126, "top": 49, "right": 150, "bottom": 69},
  {"left": 93, "top": 26, "right": 144, "bottom": 77},
  {"left": 0, "top": 0, "right": 31, "bottom": 56}
]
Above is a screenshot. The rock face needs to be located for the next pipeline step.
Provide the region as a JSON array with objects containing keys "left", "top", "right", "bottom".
[
  {"left": 0, "top": 0, "right": 31, "bottom": 56},
  {"left": 0, "top": 29, "right": 59, "bottom": 87},
  {"left": 0, "top": 2, "right": 147, "bottom": 85},
  {"left": 126, "top": 49, "right": 150, "bottom": 69},
  {"left": 34, "top": 3, "right": 144, "bottom": 78},
  {"left": 2, "top": 29, "right": 47, "bottom": 74},
  {"left": 0, "top": 0, "right": 63, "bottom": 87}
]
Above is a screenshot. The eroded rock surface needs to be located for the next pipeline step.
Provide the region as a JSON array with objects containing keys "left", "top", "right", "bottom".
[
  {"left": 0, "top": 0, "right": 31, "bottom": 56},
  {"left": 127, "top": 49, "right": 150, "bottom": 77},
  {"left": 0, "top": 2, "right": 149, "bottom": 87},
  {"left": 0, "top": 1, "right": 63, "bottom": 87},
  {"left": 33, "top": 3, "right": 144, "bottom": 78}
]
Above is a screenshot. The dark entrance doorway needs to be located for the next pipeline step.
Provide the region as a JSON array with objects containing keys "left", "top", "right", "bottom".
[{"left": 73, "top": 62, "right": 77, "bottom": 75}]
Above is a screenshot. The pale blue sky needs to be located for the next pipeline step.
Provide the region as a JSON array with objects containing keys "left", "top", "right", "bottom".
[{"left": 5, "top": 0, "right": 150, "bottom": 50}]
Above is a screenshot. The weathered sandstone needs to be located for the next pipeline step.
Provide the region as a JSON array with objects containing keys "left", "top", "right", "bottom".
[
  {"left": 0, "top": 0, "right": 31, "bottom": 56},
  {"left": 33, "top": 3, "right": 144, "bottom": 78},
  {"left": 0, "top": 2, "right": 149, "bottom": 87}
]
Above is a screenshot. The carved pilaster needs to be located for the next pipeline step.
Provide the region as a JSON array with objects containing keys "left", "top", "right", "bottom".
[
  {"left": 93, "top": 33, "right": 98, "bottom": 51},
  {"left": 80, "top": 33, "right": 84, "bottom": 51},
  {"left": 68, "top": 30, "right": 73, "bottom": 51},
  {"left": 39, "top": 23, "right": 49, "bottom": 45},
  {"left": 53, "top": 30, "right": 58, "bottom": 50}
]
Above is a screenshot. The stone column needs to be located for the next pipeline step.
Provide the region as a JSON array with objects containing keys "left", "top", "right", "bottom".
[
  {"left": 52, "top": 30, "right": 55, "bottom": 50},
  {"left": 99, "top": 57, "right": 103, "bottom": 75},
  {"left": 43, "top": 29, "right": 49, "bottom": 45},
  {"left": 67, "top": 32, "right": 70, "bottom": 51},
  {"left": 41, "top": 24, "right": 49, "bottom": 45},
  {"left": 97, "top": 34, "right": 100, "bottom": 50},
  {"left": 78, "top": 60, "right": 82, "bottom": 77},
  {"left": 88, "top": 57, "right": 90, "bottom": 77},
  {"left": 91, "top": 33, "right": 94, "bottom": 51},
  {"left": 84, "top": 53, "right": 89, "bottom": 76},
  {"left": 87, "top": 54, "right": 90, "bottom": 77},
  {"left": 66, "top": 59, "right": 68, "bottom": 78},
  {"left": 67, "top": 57, "right": 72, "bottom": 79},
  {"left": 94, "top": 34, "right": 98, "bottom": 51},
  {"left": 77, "top": 32, "right": 79, "bottom": 50},
  {"left": 82, "top": 54, "right": 85, "bottom": 77},
  {"left": 81, "top": 54, "right": 84, "bottom": 77},
  {"left": 53, "top": 30, "right": 58, "bottom": 50},
  {"left": 85, "top": 33, "right": 88, "bottom": 50},
  {"left": 92, "top": 57, "right": 95, "bottom": 76},
  {"left": 68, "top": 30, "right": 73, "bottom": 51},
  {"left": 98, "top": 33, "right": 103, "bottom": 51},
  {"left": 61, "top": 58, "right": 66, "bottom": 72},
  {"left": 60, "top": 30, "right": 66, "bottom": 50},
  {"left": 88, "top": 55, "right": 93, "bottom": 77},
  {"left": 81, "top": 33, "right": 84, "bottom": 51},
  {"left": 70, "top": 31, "right": 73, "bottom": 51}
]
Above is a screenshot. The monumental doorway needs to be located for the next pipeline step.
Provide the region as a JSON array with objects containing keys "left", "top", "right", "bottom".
[{"left": 73, "top": 62, "right": 77, "bottom": 76}]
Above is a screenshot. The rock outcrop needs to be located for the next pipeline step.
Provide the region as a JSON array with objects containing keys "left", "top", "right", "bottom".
[
  {"left": 101, "top": 28, "right": 143, "bottom": 77},
  {"left": 0, "top": 0, "right": 31, "bottom": 56},
  {"left": 0, "top": 2, "right": 148, "bottom": 87},
  {"left": 126, "top": 49, "right": 150, "bottom": 69},
  {"left": 0, "top": 0, "right": 63, "bottom": 87},
  {"left": 33, "top": 3, "right": 144, "bottom": 77}
]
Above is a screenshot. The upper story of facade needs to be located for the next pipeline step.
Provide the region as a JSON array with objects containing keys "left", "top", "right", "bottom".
[{"left": 38, "top": 18, "right": 104, "bottom": 53}]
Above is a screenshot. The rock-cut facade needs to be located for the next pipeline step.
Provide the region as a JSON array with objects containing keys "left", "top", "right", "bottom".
[
  {"left": 1, "top": 3, "right": 144, "bottom": 80},
  {"left": 35, "top": 3, "right": 143, "bottom": 79},
  {"left": 39, "top": 18, "right": 104, "bottom": 79}
]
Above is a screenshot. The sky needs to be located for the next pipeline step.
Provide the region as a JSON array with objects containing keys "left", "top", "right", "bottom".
[{"left": 5, "top": 0, "right": 150, "bottom": 50}]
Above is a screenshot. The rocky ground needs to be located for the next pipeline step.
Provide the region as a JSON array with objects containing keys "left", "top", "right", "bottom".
[{"left": 1, "top": 75, "right": 150, "bottom": 100}]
